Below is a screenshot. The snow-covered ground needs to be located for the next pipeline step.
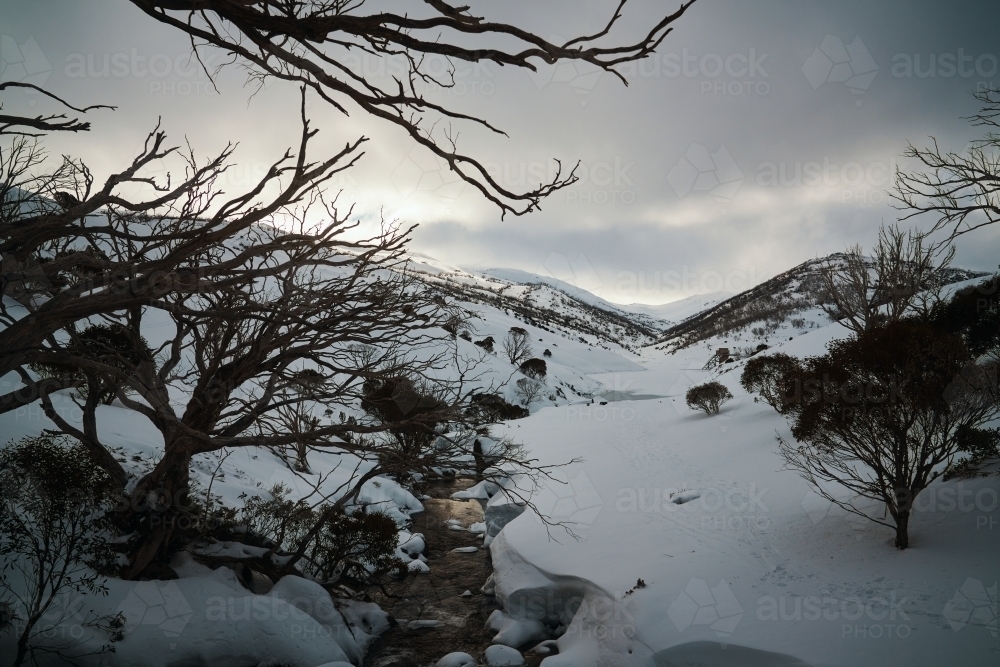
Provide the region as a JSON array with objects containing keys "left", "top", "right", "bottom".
[
  {"left": 486, "top": 319, "right": 1000, "bottom": 666},
  {"left": 1, "top": 257, "right": 996, "bottom": 666}
]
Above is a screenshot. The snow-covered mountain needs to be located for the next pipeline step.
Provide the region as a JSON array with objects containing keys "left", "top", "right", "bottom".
[
  {"left": 652, "top": 254, "right": 989, "bottom": 352},
  {"left": 402, "top": 257, "right": 668, "bottom": 353}
]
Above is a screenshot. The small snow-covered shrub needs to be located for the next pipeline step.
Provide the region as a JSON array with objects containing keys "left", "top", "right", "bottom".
[
  {"left": 518, "top": 357, "right": 547, "bottom": 380},
  {"left": 685, "top": 381, "right": 733, "bottom": 415}
]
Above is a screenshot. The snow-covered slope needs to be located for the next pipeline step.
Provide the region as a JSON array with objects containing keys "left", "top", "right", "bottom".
[
  {"left": 403, "top": 260, "right": 670, "bottom": 352},
  {"left": 484, "top": 319, "right": 1000, "bottom": 667},
  {"left": 653, "top": 255, "right": 989, "bottom": 352}
]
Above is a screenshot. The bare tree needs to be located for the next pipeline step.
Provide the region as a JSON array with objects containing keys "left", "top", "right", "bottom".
[
  {"left": 778, "top": 320, "right": 999, "bottom": 549},
  {"left": 0, "top": 90, "right": 364, "bottom": 424},
  {"left": 128, "top": 0, "right": 697, "bottom": 216},
  {"left": 27, "top": 157, "right": 533, "bottom": 578},
  {"left": 515, "top": 377, "right": 543, "bottom": 406},
  {"left": 819, "top": 224, "right": 953, "bottom": 335},
  {"left": 895, "top": 89, "right": 1000, "bottom": 239},
  {"left": 502, "top": 328, "right": 533, "bottom": 365}
]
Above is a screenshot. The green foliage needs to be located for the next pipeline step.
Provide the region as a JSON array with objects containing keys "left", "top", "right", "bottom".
[
  {"left": 361, "top": 376, "right": 447, "bottom": 453},
  {"left": 0, "top": 435, "right": 123, "bottom": 664},
  {"left": 786, "top": 322, "right": 975, "bottom": 442},
  {"left": 930, "top": 274, "right": 1000, "bottom": 357},
  {"left": 948, "top": 425, "right": 1000, "bottom": 479},
  {"left": 240, "top": 485, "right": 404, "bottom": 585},
  {"left": 466, "top": 392, "right": 529, "bottom": 421},
  {"left": 685, "top": 381, "right": 733, "bottom": 415}
]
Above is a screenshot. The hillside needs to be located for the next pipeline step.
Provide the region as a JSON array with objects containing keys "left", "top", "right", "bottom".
[
  {"left": 652, "top": 254, "right": 988, "bottom": 353},
  {"left": 402, "top": 257, "right": 668, "bottom": 354}
]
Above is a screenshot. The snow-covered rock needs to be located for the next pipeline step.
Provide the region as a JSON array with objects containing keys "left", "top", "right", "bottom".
[
  {"left": 484, "top": 644, "right": 525, "bottom": 666},
  {"left": 484, "top": 489, "right": 527, "bottom": 537},
  {"left": 486, "top": 609, "right": 549, "bottom": 647},
  {"left": 435, "top": 652, "right": 477, "bottom": 667}
]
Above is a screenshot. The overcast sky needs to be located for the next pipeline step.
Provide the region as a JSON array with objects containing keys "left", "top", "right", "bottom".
[{"left": 2, "top": 0, "right": 998, "bottom": 305}]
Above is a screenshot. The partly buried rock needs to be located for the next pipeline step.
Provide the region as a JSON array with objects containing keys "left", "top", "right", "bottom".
[
  {"left": 484, "top": 489, "right": 526, "bottom": 538},
  {"left": 268, "top": 575, "right": 389, "bottom": 664},
  {"left": 486, "top": 609, "right": 548, "bottom": 647},
  {"left": 484, "top": 644, "right": 526, "bottom": 666},
  {"left": 435, "top": 651, "right": 476, "bottom": 667}
]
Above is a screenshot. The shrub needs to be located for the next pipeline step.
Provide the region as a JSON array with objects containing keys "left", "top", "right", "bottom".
[
  {"left": 740, "top": 353, "right": 801, "bottom": 411},
  {"left": 0, "top": 435, "right": 124, "bottom": 665},
  {"left": 240, "top": 485, "right": 404, "bottom": 586},
  {"left": 929, "top": 273, "right": 999, "bottom": 357},
  {"left": 515, "top": 377, "right": 543, "bottom": 405},
  {"left": 474, "top": 336, "right": 495, "bottom": 353},
  {"left": 466, "top": 392, "right": 529, "bottom": 421},
  {"left": 685, "top": 381, "right": 733, "bottom": 415},
  {"left": 543, "top": 349, "right": 552, "bottom": 357},
  {"left": 519, "top": 358, "right": 547, "bottom": 380},
  {"left": 361, "top": 377, "right": 449, "bottom": 480}
]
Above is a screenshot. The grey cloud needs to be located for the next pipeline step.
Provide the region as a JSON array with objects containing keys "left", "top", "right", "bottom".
[{"left": 1, "top": 0, "right": 997, "bottom": 304}]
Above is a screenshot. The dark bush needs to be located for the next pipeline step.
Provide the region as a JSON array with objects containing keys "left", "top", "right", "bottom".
[
  {"left": 543, "top": 349, "right": 552, "bottom": 357},
  {"left": 240, "top": 485, "right": 404, "bottom": 585},
  {"left": 466, "top": 392, "right": 529, "bottom": 421},
  {"left": 685, "top": 381, "right": 733, "bottom": 415},
  {"left": 519, "top": 358, "right": 547, "bottom": 380},
  {"left": 474, "top": 336, "right": 495, "bottom": 353},
  {"left": 361, "top": 377, "right": 448, "bottom": 453},
  {"left": 740, "top": 353, "right": 801, "bottom": 411},
  {"left": 930, "top": 273, "right": 999, "bottom": 357},
  {"left": 31, "top": 323, "right": 152, "bottom": 405}
]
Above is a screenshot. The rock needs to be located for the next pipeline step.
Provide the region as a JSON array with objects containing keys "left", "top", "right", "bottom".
[
  {"left": 484, "top": 644, "right": 525, "bottom": 666},
  {"left": 486, "top": 609, "right": 548, "bottom": 647},
  {"left": 435, "top": 652, "right": 476, "bottom": 667},
  {"left": 484, "top": 490, "right": 526, "bottom": 537},
  {"left": 481, "top": 574, "right": 496, "bottom": 596}
]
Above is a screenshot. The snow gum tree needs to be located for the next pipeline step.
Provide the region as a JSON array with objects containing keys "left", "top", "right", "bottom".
[{"left": 778, "top": 320, "right": 998, "bottom": 549}]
